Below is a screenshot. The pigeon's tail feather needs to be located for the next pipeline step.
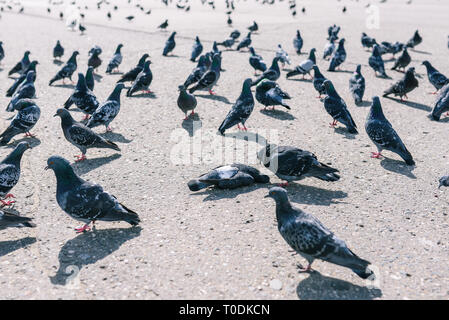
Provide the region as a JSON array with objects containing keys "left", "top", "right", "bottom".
[
  {"left": 49, "top": 74, "right": 61, "bottom": 86},
  {"left": 347, "top": 125, "right": 358, "bottom": 134},
  {"left": 310, "top": 162, "right": 340, "bottom": 181},
  {"left": 188, "top": 179, "right": 211, "bottom": 191},
  {"left": 286, "top": 69, "right": 300, "bottom": 78},
  {"left": 0, "top": 126, "right": 19, "bottom": 146},
  {"left": 398, "top": 148, "right": 415, "bottom": 166},
  {"left": 316, "top": 172, "right": 340, "bottom": 182},
  {"left": 352, "top": 263, "right": 375, "bottom": 280}
]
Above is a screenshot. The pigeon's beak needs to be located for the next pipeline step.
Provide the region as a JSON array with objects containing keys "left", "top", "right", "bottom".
[
  {"left": 264, "top": 194, "right": 270, "bottom": 198},
  {"left": 53, "top": 113, "right": 58, "bottom": 117},
  {"left": 44, "top": 166, "right": 49, "bottom": 171}
]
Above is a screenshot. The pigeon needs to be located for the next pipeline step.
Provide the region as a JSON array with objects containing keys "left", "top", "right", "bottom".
[
  {"left": 158, "top": 19, "right": 168, "bottom": 30},
  {"left": 328, "top": 38, "right": 346, "bottom": 71},
  {"left": 6, "top": 71, "right": 36, "bottom": 112},
  {"left": 286, "top": 48, "right": 316, "bottom": 79},
  {"left": 369, "top": 44, "right": 388, "bottom": 78},
  {"left": 218, "top": 78, "right": 254, "bottom": 134},
  {"left": 248, "top": 21, "right": 258, "bottom": 32},
  {"left": 188, "top": 163, "right": 269, "bottom": 191},
  {"left": 190, "top": 36, "right": 203, "bottom": 62},
  {"left": 177, "top": 85, "right": 197, "bottom": 120},
  {"left": 302, "top": 63, "right": 322, "bottom": 94},
  {"left": 255, "top": 80, "right": 291, "bottom": 110},
  {"left": 162, "top": 32, "right": 176, "bottom": 56},
  {"left": 257, "top": 145, "right": 340, "bottom": 185},
  {"left": 322, "top": 35, "right": 337, "bottom": 60},
  {"left": 210, "top": 41, "right": 221, "bottom": 56},
  {"left": 107, "top": 11, "right": 111, "bottom": 19},
  {"left": 183, "top": 54, "right": 209, "bottom": 88},
  {"left": 53, "top": 40, "right": 64, "bottom": 60},
  {"left": 237, "top": 32, "right": 252, "bottom": 51},
  {"left": 0, "top": 142, "right": 31, "bottom": 206},
  {"left": 251, "top": 57, "right": 281, "bottom": 86},
  {"left": 105, "top": 44, "right": 123, "bottom": 74},
  {"left": 0, "top": 210, "right": 35, "bottom": 230},
  {"left": 322, "top": 80, "right": 358, "bottom": 134},
  {"left": 189, "top": 53, "right": 222, "bottom": 95},
  {"left": 422, "top": 61, "right": 449, "bottom": 94},
  {"left": 361, "top": 32, "right": 376, "bottom": 50},
  {"left": 276, "top": 44, "right": 291, "bottom": 68},
  {"left": 265, "top": 187, "right": 374, "bottom": 279},
  {"left": 230, "top": 30, "right": 240, "bottom": 40},
  {"left": 45, "top": 156, "right": 139, "bottom": 233},
  {"left": 8, "top": 51, "right": 30, "bottom": 76},
  {"left": 87, "top": 83, "right": 126, "bottom": 131},
  {"left": 248, "top": 47, "right": 267, "bottom": 75},
  {"left": 0, "top": 99, "right": 40, "bottom": 145},
  {"left": 126, "top": 61, "right": 153, "bottom": 96},
  {"left": 429, "top": 83, "right": 449, "bottom": 121},
  {"left": 88, "top": 47, "right": 102, "bottom": 71},
  {"left": 327, "top": 25, "right": 340, "bottom": 40},
  {"left": 226, "top": 14, "right": 232, "bottom": 26},
  {"left": 79, "top": 23, "right": 86, "bottom": 34},
  {"left": 365, "top": 96, "right": 415, "bottom": 165},
  {"left": 63, "top": 73, "right": 99, "bottom": 119},
  {"left": 49, "top": 51, "right": 79, "bottom": 85},
  {"left": 391, "top": 47, "right": 411, "bottom": 72},
  {"left": 383, "top": 67, "right": 418, "bottom": 100},
  {"left": 293, "top": 30, "right": 303, "bottom": 55},
  {"left": 438, "top": 174, "right": 449, "bottom": 188},
  {"left": 406, "top": 30, "right": 422, "bottom": 49},
  {"left": 217, "top": 37, "right": 235, "bottom": 50},
  {"left": 54, "top": 108, "right": 120, "bottom": 162},
  {"left": 0, "top": 41, "right": 4, "bottom": 64},
  {"left": 117, "top": 53, "right": 149, "bottom": 83},
  {"left": 349, "top": 65, "right": 365, "bottom": 105},
  {"left": 125, "top": 15, "right": 134, "bottom": 22},
  {"left": 6, "top": 61, "right": 38, "bottom": 97},
  {"left": 85, "top": 66, "right": 95, "bottom": 91}
]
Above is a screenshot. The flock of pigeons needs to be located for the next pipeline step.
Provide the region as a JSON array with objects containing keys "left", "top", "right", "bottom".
[{"left": 1, "top": 0, "right": 449, "bottom": 283}]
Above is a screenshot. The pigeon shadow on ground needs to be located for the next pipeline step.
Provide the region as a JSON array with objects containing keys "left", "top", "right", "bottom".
[
  {"left": 222, "top": 130, "right": 268, "bottom": 146},
  {"left": 195, "top": 94, "right": 231, "bottom": 105},
  {"left": 53, "top": 59, "right": 64, "bottom": 66},
  {"left": 181, "top": 113, "right": 202, "bottom": 137},
  {"left": 0, "top": 237, "right": 37, "bottom": 258},
  {"left": 191, "top": 183, "right": 269, "bottom": 202},
  {"left": 108, "top": 71, "right": 124, "bottom": 75},
  {"left": 296, "top": 271, "right": 382, "bottom": 300},
  {"left": 355, "top": 100, "right": 372, "bottom": 107},
  {"left": 334, "top": 127, "right": 357, "bottom": 140},
  {"left": 286, "top": 77, "right": 312, "bottom": 83},
  {"left": 51, "top": 83, "right": 76, "bottom": 89},
  {"left": 380, "top": 157, "right": 416, "bottom": 179},
  {"left": 72, "top": 153, "right": 122, "bottom": 176},
  {"left": 127, "top": 92, "right": 157, "bottom": 99},
  {"left": 163, "top": 54, "right": 182, "bottom": 58},
  {"left": 410, "top": 49, "right": 432, "bottom": 55},
  {"left": 99, "top": 132, "right": 133, "bottom": 144},
  {"left": 49, "top": 226, "right": 142, "bottom": 286},
  {"left": 93, "top": 74, "right": 103, "bottom": 81},
  {"left": 260, "top": 108, "right": 296, "bottom": 120},
  {"left": 4, "top": 136, "right": 41, "bottom": 149},
  {"left": 286, "top": 183, "right": 348, "bottom": 206},
  {"left": 385, "top": 97, "right": 431, "bottom": 112}
]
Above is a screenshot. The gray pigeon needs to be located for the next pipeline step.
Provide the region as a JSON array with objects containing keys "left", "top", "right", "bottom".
[
  {"left": 422, "top": 61, "right": 449, "bottom": 94},
  {"left": 361, "top": 32, "right": 376, "bottom": 50},
  {"left": 6, "top": 61, "right": 38, "bottom": 97},
  {"left": 406, "top": 30, "right": 422, "bottom": 48},
  {"left": 312, "top": 65, "right": 327, "bottom": 98},
  {"left": 369, "top": 45, "right": 388, "bottom": 78},
  {"left": 255, "top": 80, "right": 291, "bottom": 110},
  {"left": 391, "top": 47, "right": 411, "bottom": 72},
  {"left": 189, "top": 53, "right": 221, "bottom": 95},
  {"left": 0, "top": 99, "right": 40, "bottom": 145},
  {"left": 87, "top": 83, "right": 126, "bottom": 131},
  {"left": 349, "top": 65, "right": 365, "bottom": 104},
  {"left": 45, "top": 156, "right": 139, "bottom": 233},
  {"left": 117, "top": 53, "right": 149, "bottom": 83},
  {"left": 265, "top": 187, "right": 374, "bottom": 279},
  {"left": 8, "top": 51, "right": 30, "bottom": 76},
  {"left": 53, "top": 40, "right": 64, "bottom": 60},
  {"left": 429, "top": 83, "right": 449, "bottom": 121},
  {"left": 105, "top": 44, "right": 123, "bottom": 74},
  {"left": 49, "top": 51, "right": 79, "bottom": 85},
  {"left": 383, "top": 67, "right": 418, "bottom": 100},
  {"left": 322, "top": 80, "right": 358, "bottom": 134},
  {"left": 126, "top": 61, "right": 153, "bottom": 96},
  {"left": 236, "top": 32, "right": 252, "bottom": 51},
  {"left": 218, "top": 78, "right": 254, "bottom": 134},
  {"left": 365, "top": 96, "right": 415, "bottom": 165},
  {"left": 163, "top": 32, "right": 176, "bottom": 56},
  {"left": 322, "top": 35, "right": 336, "bottom": 60},
  {"left": 177, "top": 85, "right": 197, "bottom": 119},
  {"left": 0, "top": 142, "right": 31, "bottom": 206},
  {"left": 85, "top": 66, "right": 95, "bottom": 91},
  {"left": 188, "top": 163, "right": 269, "bottom": 191},
  {"left": 257, "top": 144, "right": 339, "bottom": 186},
  {"left": 251, "top": 57, "right": 281, "bottom": 87},
  {"left": 0, "top": 210, "right": 35, "bottom": 230},
  {"left": 217, "top": 37, "right": 235, "bottom": 50},
  {"left": 328, "top": 38, "right": 346, "bottom": 71},
  {"left": 54, "top": 108, "right": 120, "bottom": 162},
  {"left": 293, "top": 30, "right": 303, "bottom": 55},
  {"left": 6, "top": 71, "right": 36, "bottom": 112},
  {"left": 276, "top": 44, "right": 291, "bottom": 68},
  {"left": 63, "top": 73, "right": 99, "bottom": 119},
  {"left": 190, "top": 36, "right": 203, "bottom": 62},
  {"left": 438, "top": 175, "right": 449, "bottom": 188},
  {"left": 286, "top": 48, "right": 316, "bottom": 79},
  {"left": 183, "top": 54, "right": 210, "bottom": 88}
]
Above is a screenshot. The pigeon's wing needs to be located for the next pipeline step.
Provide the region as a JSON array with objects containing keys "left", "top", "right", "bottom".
[
  {"left": 366, "top": 119, "right": 406, "bottom": 152},
  {"left": 430, "top": 72, "right": 449, "bottom": 88},
  {"left": 67, "top": 123, "right": 102, "bottom": 147},
  {"left": 0, "top": 164, "right": 20, "bottom": 190},
  {"left": 198, "top": 165, "right": 239, "bottom": 183}
]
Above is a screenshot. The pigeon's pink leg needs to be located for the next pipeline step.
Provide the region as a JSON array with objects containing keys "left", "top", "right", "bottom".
[
  {"left": 82, "top": 114, "right": 91, "bottom": 120},
  {"left": 428, "top": 91, "right": 438, "bottom": 95},
  {"left": 371, "top": 152, "right": 383, "bottom": 159},
  {"left": 1, "top": 199, "right": 15, "bottom": 206},
  {"left": 24, "top": 132, "right": 36, "bottom": 137},
  {"left": 329, "top": 119, "right": 338, "bottom": 128},
  {"left": 106, "top": 126, "right": 113, "bottom": 132},
  {"left": 209, "top": 89, "right": 216, "bottom": 95},
  {"left": 278, "top": 181, "right": 289, "bottom": 187},
  {"left": 242, "top": 124, "right": 248, "bottom": 131},
  {"left": 74, "top": 154, "right": 87, "bottom": 162},
  {"left": 144, "top": 89, "right": 152, "bottom": 94},
  {"left": 75, "top": 223, "right": 91, "bottom": 233},
  {"left": 190, "top": 110, "right": 195, "bottom": 116},
  {"left": 316, "top": 95, "right": 322, "bottom": 99},
  {"left": 237, "top": 124, "right": 242, "bottom": 130},
  {"left": 4, "top": 194, "right": 15, "bottom": 199},
  {"left": 297, "top": 263, "right": 313, "bottom": 272},
  {"left": 62, "top": 79, "right": 66, "bottom": 85}
]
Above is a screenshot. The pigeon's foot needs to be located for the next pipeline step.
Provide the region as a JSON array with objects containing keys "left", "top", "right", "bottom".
[
  {"left": 209, "top": 89, "right": 216, "bottom": 95},
  {"left": 144, "top": 89, "right": 152, "bottom": 94},
  {"left": 4, "top": 194, "right": 15, "bottom": 199},
  {"left": 106, "top": 126, "right": 113, "bottom": 132},
  {"left": 316, "top": 95, "right": 322, "bottom": 99},
  {"left": 24, "top": 132, "right": 36, "bottom": 138},
  {"left": 82, "top": 114, "right": 91, "bottom": 121},
  {"left": 428, "top": 91, "right": 438, "bottom": 95},
  {"left": 370, "top": 152, "right": 383, "bottom": 159},
  {"left": 278, "top": 182, "right": 289, "bottom": 187},
  {"left": 74, "top": 154, "right": 87, "bottom": 162},
  {"left": 1, "top": 199, "right": 15, "bottom": 207},
  {"left": 297, "top": 263, "right": 313, "bottom": 272},
  {"left": 75, "top": 223, "right": 91, "bottom": 233},
  {"left": 329, "top": 120, "right": 338, "bottom": 128}
]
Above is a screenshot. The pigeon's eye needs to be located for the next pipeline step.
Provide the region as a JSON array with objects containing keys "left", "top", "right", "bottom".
[{"left": 49, "top": 161, "right": 54, "bottom": 165}]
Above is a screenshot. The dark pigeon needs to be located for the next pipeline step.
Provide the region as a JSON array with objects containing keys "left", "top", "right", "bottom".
[
  {"left": 217, "top": 37, "right": 235, "bottom": 50},
  {"left": 248, "top": 21, "right": 258, "bottom": 32},
  {"left": 230, "top": 30, "right": 240, "bottom": 40},
  {"left": 383, "top": 67, "right": 418, "bottom": 100},
  {"left": 286, "top": 48, "right": 316, "bottom": 79},
  {"left": 328, "top": 38, "right": 346, "bottom": 71},
  {"left": 87, "top": 84, "right": 126, "bottom": 131},
  {"left": 190, "top": 36, "right": 203, "bottom": 62},
  {"left": 322, "top": 35, "right": 336, "bottom": 60},
  {"left": 53, "top": 40, "right": 64, "bottom": 60},
  {"left": 255, "top": 80, "right": 291, "bottom": 110},
  {"left": 422, "top": 61, "right": 449, "bottom": 93},
  {"left": 183, "top": 54, "right": 209, "bottom": 88},
  {"left": 0, "top": 210, "right": 35, "bottom": 230},
  {"left": 218, "top": 78, "right": 254, "bottom": 134},
  {"left": 88, "top": 47, "right": 102, "bottom": 71},
  {"left": 368, "top": 44, "right": 388, "bottom": 78},
  {"left": 248, "top": 47, "right": 267, "bottom": 75},
  {"left": 429, "top": 83, "right": 449, "bottom": 121},
  {"left": 0, "top": 41, "right": 4, "bottom": 64},
  {"left": 188, "top": 163, "right": 269, "bottom": 191},
  {"left": 162, "top": 32, "right": 176, "bottom": 56},
  {"left": 322, "top": 80, "right": 358, "bottom": 134},
  {"left": 365, "top": 96, "right": 415, "bottom": 165},
  {"left": 361, "top": 32, "right": 376, "bottom": 49},
  {"left": 8, "top": 51, "right": 30, "bottom": 76},
  {"left": 391, "top": 47, "right": 411, "bottom": 72},
  {"left": 106, "top": 44, "right": 123, "bottom": 74},
  {"left": 6, "top": 61, "right": 38, "bottom": 97},
  {"left": 54, "top": 108, "right": 120, "bottom": 162},
  {"left": 349, "top": 64, "right": 365, "bottom": 104},
  {"left": 117, "top": 53, "right": 149, "bottom": 83},
  {"left": 406, "top": 30, "right": 422, "bottom": 48},
  {"left": 312, "top": 65, "right": 327, "bottom": 98},
  {"left": 237, "top": 32, "right": 252, "bottom": 51},
  {"left": 45, "top": 156, "right": 139, "bottom": 233},
  {"left": 177, "top": 85, "right": 197, "bottom": 119},
  {"left": 438, "top": 174, "right": 449, "bottom": 188},
  {"left": 0, "top": 99, "right": 40, "bottom": 145},
  {"left": 49, "top": 51, "right": 79, "bottom": 85},
  {"left": 189, "top": 54, "right": 221, "bottom": 95},
  {"left": 0, "top": 142, "right": 30, "bottom": 206},
  {"left": 158, "top": 19, "right": 168, "bottom": 29},
  {"left": 63, "top": 73, "right": 99, "bottom": 118},
  {"left": 85, "top": 66, "right": 95, "bottom": 91},
  {"left": 127, "top": 61, "right": 153, "bottom": 96},
  {"left": 293, "top": 30, "right": 303, "bottom": 54},
  {"left": 251, "top": 57, "right": 281, "bottom": 86},
  {"left": 6, "top": 71, "right": 36, "bottom": 112},
  {"left": 265, "top": 187, "right": 374, "bottom": 279}
]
